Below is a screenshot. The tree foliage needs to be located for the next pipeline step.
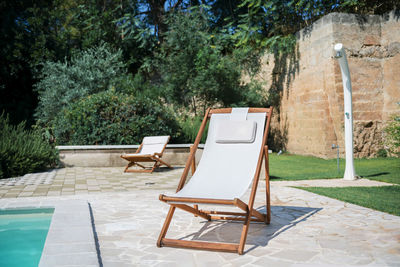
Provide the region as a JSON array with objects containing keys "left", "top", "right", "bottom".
[
  {"left": 35, "top": 43, "right": 133, "bottom": 126},
  {"left": 1, "top": 0, "right": 398, "bottom": 134},
  {"left": 156, "top": 7, "right": 267, "bottom": 115},
  {"left": 0, "top": 0, "right": 148, "bottom": 126},
  {"left": 233, "top": 0, "right": 398, "bottom": 53}
]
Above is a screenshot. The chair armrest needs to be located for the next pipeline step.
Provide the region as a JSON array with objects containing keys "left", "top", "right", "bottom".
[{"left": 135, "top": 143, "right": 143, "bottom": 154}]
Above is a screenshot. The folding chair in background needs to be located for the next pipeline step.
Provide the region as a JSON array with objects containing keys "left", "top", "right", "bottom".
[
  {"left": 157, "top": 107, "right": 273, "bottom": 255},
  {"left": 121, "top": 136, "right": 173, "bottom": 173}
]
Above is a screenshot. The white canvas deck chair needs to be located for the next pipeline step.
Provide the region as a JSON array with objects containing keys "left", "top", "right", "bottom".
[
  {"left": 121, "top": 136, "right": 172, "bottom": 173},
  {"left": 157, "top": 107, "right": 273, "bottom": 254}
]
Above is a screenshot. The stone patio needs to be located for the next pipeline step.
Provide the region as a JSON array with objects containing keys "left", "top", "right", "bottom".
[{"left": 0, "top": 167, "right": 399, "bottom": 266}]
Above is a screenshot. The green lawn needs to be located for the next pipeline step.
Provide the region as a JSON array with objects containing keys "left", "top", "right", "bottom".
[
  {"left": 298, "top": 186, "right": 400, "bottom": 216},
  {"left": 269, "top": 153, "right": 400, "bottom": 184},
  {"left": 269, "top": 153, "right": 400, "bottom": 216},
  {"left": 352, "top": 157, "right": 400, "bottom": 184}
]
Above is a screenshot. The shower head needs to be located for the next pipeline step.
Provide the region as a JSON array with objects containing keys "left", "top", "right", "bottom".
[{"left": 334, "top": 43, "right": 343, "bottom": 58}]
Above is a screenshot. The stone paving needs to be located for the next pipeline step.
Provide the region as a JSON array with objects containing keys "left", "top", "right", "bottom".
[
  {"left": 0, "top": 167, "right": 393, "bottom": 198},
  {"left": 0, "top": 167, "right": 183, "bottom": 198},
  {"left": 0, "top": 167, "right": 399, "bottom": 266}
]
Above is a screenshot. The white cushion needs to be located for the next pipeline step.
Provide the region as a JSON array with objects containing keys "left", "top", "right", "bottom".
[
  {"left": 142, "top": 136, "right": 170, "bottom": 145},
  {"left": 230, "top": 107, "right": 249, "bottom": 121},
  {"left": 215, "top": 120, "right": 257, "bottom": 143}
]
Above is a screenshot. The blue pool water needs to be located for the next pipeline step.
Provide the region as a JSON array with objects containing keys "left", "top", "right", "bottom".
[{"left": 0, "top": 208, "right": 54, "bottom": 267}]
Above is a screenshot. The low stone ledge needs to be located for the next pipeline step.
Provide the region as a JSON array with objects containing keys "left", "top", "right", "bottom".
[
  {"left": 57, "top": 144, "right": 204, "bottom": 167},
  {"left": 57, "top": 144, "right": 204, "bottom": 150}
]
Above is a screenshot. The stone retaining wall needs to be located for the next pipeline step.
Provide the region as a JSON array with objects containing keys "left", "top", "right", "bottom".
[
  {"left": 256, "top": 10, "right": 400, "bottom": 158},
  {"left": 58, "top": 145, "right": 203, "bottom": 167}
]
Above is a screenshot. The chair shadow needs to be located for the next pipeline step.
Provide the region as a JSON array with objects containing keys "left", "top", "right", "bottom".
[
  {"left": 362, "top": 172, "right": 389, "bottom": 178},
  {"left": 152, "top": 166, "right": 184, "bottom": 173},
  {"left": 178, "top": 205, "right": 322, "bottom": 254}
]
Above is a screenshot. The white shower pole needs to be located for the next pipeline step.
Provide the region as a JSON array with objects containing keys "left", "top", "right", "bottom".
[{"left": 334, "top": 43, "right": 358, "bottom": 181}]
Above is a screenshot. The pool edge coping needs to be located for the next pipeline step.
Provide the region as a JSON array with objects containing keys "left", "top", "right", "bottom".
[{"left": 0, "top": 200, "right": 99, "bottom": 267}]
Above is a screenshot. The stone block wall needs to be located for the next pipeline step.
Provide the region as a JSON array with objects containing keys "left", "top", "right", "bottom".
[{"left": 258, "top": 10, "right": 400, "bottom": 158}]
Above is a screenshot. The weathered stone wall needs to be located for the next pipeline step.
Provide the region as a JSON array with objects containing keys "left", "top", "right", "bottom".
[{"left": 258, "top": 10, "right": 400, "bottom": 158}]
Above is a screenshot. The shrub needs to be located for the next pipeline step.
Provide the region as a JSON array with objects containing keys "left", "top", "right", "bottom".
[
  {"left": 377, "top": 148, "right": 388, "bottom": 158},
  {"left": 177, "top": 115, "right": 208, "bottom": 143},
  {"left": 35, "top": 43, "right": 134, "bottom": 126},
  {"left": 384, "top": 102, "right": 400, "bottom": 156},
  {"left": 0, "top": 114, "right": 58, "bottom": 179},
  {"left": 53, "top": 90, "right": 181, "bottom": 145}
]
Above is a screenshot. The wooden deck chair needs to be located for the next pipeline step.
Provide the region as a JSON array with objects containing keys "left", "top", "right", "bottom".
[
  {"left": 121, "top": 136, "right": 173, "bottom": 173},
  {"left": 157, "top": 107, "right": 273, "bottom": 255}
]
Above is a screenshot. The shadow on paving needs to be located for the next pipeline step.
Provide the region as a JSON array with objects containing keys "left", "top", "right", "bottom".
[
  {"left": 152, "top": 166, "right": 184, "bottom": 173},
  {"left": 176, "top": 205, "right": 321, "bottom": 254}
]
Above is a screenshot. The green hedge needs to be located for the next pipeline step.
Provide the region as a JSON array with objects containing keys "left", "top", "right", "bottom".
[
  {"left": 53, "top": 90, "right": 182, "bottom": 145},
  {"left": 0, "top": 114, "right": 58, "bottom": 179}
]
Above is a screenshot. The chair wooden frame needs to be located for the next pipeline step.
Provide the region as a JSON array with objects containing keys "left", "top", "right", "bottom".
[
  {"left": 157, "top": 107, "right": 273, "bottom": 255},
  {"left": 121, "top": 136, "right": 173, "bottom": 173}
]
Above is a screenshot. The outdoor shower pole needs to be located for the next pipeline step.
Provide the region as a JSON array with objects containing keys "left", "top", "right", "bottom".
[{"left": 334, "top": 43, "right": 358, "bottom": 181}]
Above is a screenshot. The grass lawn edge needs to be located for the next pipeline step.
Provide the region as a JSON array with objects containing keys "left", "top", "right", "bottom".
[{"left": 292, "top": 185, "right": 400, "bottom": 217}]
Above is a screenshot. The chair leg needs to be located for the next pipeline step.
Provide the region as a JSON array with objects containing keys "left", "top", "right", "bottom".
[
  {"left": 238, "top": 211, "right": 252, "bottom": 255},
  {"left": 150, "top": 162, "right": 159, "bottom": 173},
  {"left": 124, "top": 161, "right": 149, "bottom": 172},
  {"left": 157, "top": 158, "right": 173, "bottom": 169},
  {"left": 124, "top": 162, "right": 135, "bottom": 172},
  {"left": 157, "top": 206, "right": 176, "bottom": 247},
  {"left": 135, "top": 162, "right": 147, "bottom": 169},
  {"left": 264, "top": 146, "right": 271, "bottom": 224},
  {"left": 190, "top": 145, "right": 196, "bottom": 175},
  {"left": 158, "top": 204, "right": 264, "bottom": 254}
]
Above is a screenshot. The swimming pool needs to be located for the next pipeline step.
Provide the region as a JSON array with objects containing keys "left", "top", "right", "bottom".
[{"left": 0, "top": 208, "right": 54, "bottom": 267}]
